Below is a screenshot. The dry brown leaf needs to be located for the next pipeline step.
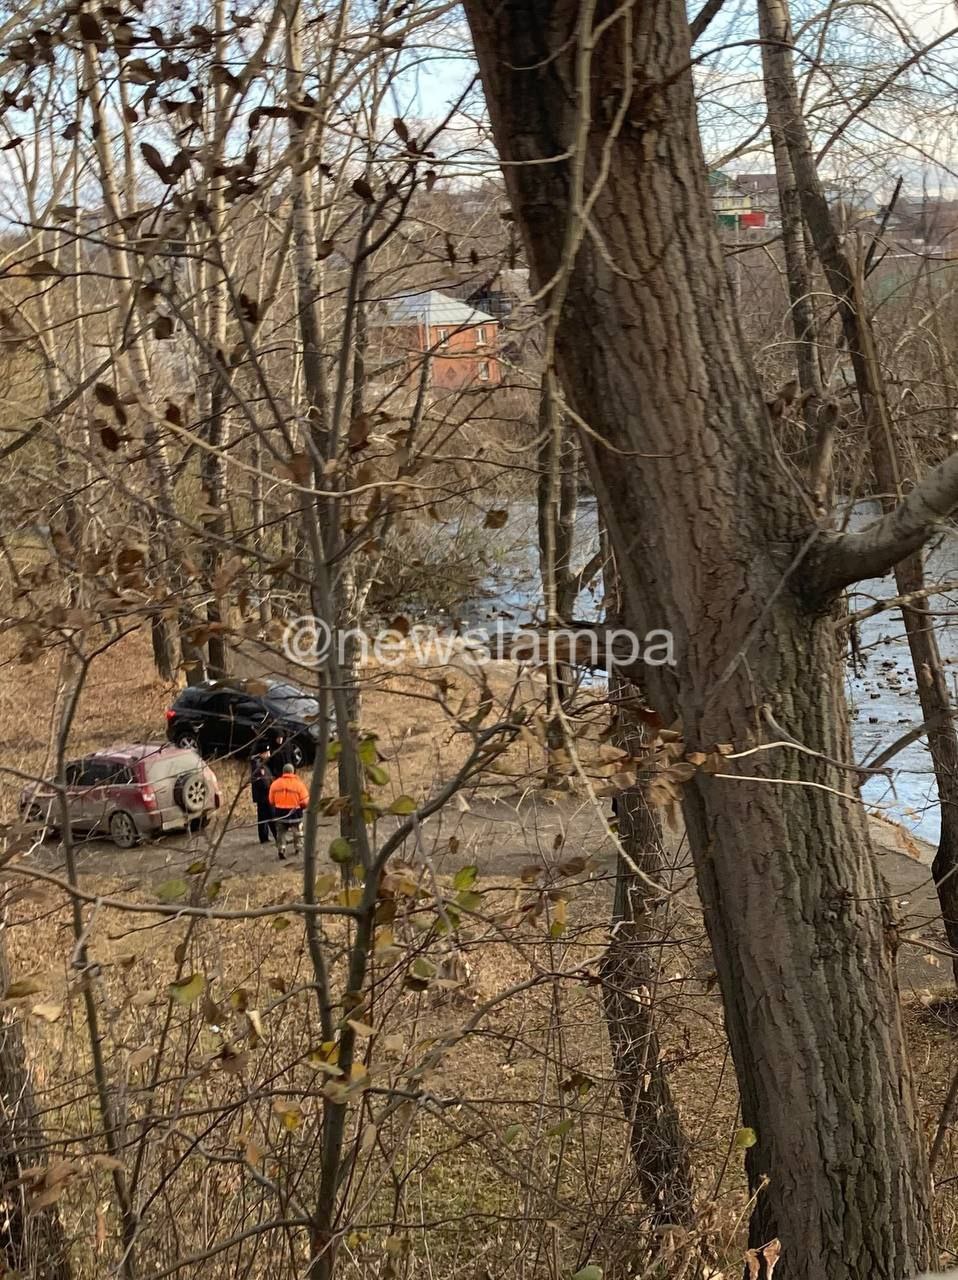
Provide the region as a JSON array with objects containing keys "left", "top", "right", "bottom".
[
  {"left": 91, "top": 1155, "right": 125, "bottom": 1172},
  {"left": 346, "top": 1019, "right": 376, "bottom": 1039},
  {"left": 4, "top": 975, "right": 45, "bottom": 999},
  {"left": 29, "top": 1183, "right": 64, "bottom": 1212},
  {"left": 763, "top": 1239, "right": 782, "bottom": 1278},
  {"left": 663, "top": 761, "right": 697, "bottom": 783},
  {"left": 44, "top": 1160, "right": 80, "bottom": 1187},
  {"left": 30, "top": 1003, "right": 62, "bottom": 1023}
]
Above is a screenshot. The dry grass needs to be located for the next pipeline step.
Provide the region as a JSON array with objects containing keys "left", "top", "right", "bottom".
[
  {"left": 0, "top": 864, "right": 742, "bottom": 1279},
  {"left": 0, "top": 630, "right": 957, "bottom": 1278}
]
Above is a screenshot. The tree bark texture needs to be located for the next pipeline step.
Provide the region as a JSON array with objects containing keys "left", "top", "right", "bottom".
[
  {"left": 462, "top": 1, "right": 933, "bottom": 1275},
  {"left": 601, "top": 671, "right": 695, "bottom": 1231},
  {"left": 758, "top": 0, "right": 958, "bottom": 988},
  {"left": 600, "top": 789, "right": 696, "bottom": 1230}
]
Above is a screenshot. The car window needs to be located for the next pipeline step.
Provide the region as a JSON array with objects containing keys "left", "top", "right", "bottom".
[
  {"left": 146, "top": 751, "right": 203, "bottom": 781},
  {"left": 78, "top": 760, "right": 111, "bottom": 786},
  {"left": 264, "top": 686, "right": 320, "bottom": 719},
  {"left": 235, "top": 700, "right": 266, "bottom": 718},
  {"left": 83, "top": 760, "right": 134, "bottom": 785},
  {"left": 65, "top": 760, "right": 84, "bottom": 786},
  {"left": 199, "top": 691, "right": 236, "bottom": 719},
  {"left": 268, "top": 683, "right": 302, "bottom": 698}
]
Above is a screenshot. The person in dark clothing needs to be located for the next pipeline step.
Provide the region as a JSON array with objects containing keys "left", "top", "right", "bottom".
[
  {"left": 250, "top": 752, "right": 276, "bottom": 845},
  {"left": 267, "top": 732, "right": 293, "bottom": 780}
]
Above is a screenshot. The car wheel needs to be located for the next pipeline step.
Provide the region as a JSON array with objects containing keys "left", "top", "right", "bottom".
[
  {"left": 110, "top": 811, "right": 140, "bottom": 849},
  {"left": 290, "top": 742, "right": 305, "bottom": 768},
  {"left": 174, "top": 771, "right": 208, "bottom": 814},
  {"left": 175, "top": 728, "right": 201, "bottom": 753}
]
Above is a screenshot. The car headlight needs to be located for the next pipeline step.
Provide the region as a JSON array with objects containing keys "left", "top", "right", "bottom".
[{"left": 308, "top": 723, "right": 321, "bottom": 740}]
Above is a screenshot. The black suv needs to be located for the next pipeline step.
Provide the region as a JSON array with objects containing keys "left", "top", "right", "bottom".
[{"left": 165, "top": 679, "right": 326, "bottom": 765}]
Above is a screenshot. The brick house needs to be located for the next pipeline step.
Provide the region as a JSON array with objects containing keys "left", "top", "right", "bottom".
[{"left": 370, "top": 290, "right": 501, "bottom": 391}]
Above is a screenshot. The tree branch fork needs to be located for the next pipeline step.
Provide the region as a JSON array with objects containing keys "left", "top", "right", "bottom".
[{"left": 805, "top": 450, "right": 958, "bottom": 599}]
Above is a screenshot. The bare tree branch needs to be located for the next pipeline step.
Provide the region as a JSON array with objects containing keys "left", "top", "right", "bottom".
[
  {"left": 689, "top": 0, "right": 727, "bottom": 43},
  {"left": 811, "top": 452, "right": 958, "bottom": 595}
]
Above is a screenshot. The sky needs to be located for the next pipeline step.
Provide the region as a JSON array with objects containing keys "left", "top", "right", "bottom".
[{"left": 393, "top": 0, "right": 958, "bottom": 196}]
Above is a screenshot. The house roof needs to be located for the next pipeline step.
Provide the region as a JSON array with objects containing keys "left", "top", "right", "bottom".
[
  {"left": 735, "top": 173, "right": 778, "bottom": 193},
  {"left": 371, "top": 290, "right": 496, "bottom": 328}
]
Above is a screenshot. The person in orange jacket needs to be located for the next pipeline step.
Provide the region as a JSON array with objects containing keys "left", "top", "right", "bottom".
[{"left": 268, "top": 764, "right": 309, "bottom": 860}]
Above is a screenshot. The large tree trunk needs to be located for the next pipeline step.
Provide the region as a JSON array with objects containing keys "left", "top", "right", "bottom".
[
  {"left": 463, "top": 1, "right": 933, "bottom": 1275},
  {"left": 758, "top": 0, "right": 958, "bottom": 989}
]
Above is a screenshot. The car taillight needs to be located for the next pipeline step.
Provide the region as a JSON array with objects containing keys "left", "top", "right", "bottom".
[
  {"left": 165, "top": 709, "right": 176, "bottom": 721},
  {"left": 141, "top": 787, "right": 157, "bottom": 811}
]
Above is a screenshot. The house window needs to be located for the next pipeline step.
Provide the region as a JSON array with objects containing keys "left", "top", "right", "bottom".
[
  {"left": 437, "top": 329, "right": 449, "bottom": 347},
  {"left": 476, "top": 326, "right": 487, "bottom": 346},
  {"left": 477, "top": 360, "right": 490, "bottom": 382}
]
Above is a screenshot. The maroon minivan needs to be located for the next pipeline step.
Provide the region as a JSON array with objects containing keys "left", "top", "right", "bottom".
[{"left": 19, "top": 744, "right": 221, "bottom": 848}]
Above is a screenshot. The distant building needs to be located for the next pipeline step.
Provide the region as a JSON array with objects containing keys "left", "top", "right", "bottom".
[
  {"left": 885, "top": 196, "right": 958, "bottom": 254},
  {"left": 709, "top": 170, "right": 750, "bottom": 213},
  {"left": 733, "top": 173, "right": 780, "bottom": 214},
  {"left": 821, "top": 181, "right": 881, "bottom": 218},
  {"left": 708, "top": 171, "right": 768, "bottom": 230},
  {"left": 436, "top": 268, "right": 531, "bottom": 323},
  {"left": 369, "top": 290, "right": 501, "bottom": 391}
]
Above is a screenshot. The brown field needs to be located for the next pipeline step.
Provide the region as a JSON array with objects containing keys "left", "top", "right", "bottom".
[{"left": 0, "top": 630, "right": 956, "bottom": 1278}]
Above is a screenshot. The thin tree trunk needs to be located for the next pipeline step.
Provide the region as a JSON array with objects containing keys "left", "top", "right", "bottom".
[
  {"left": 250, "top": 433, "right": 272, "bottom": 626},
  {"left": 600, "top": 539, "right": 696, "bottom": 1233},
  {"left": 536, "top": 376, "right": 579, "bottom": 763},
  {"left": 284, "top": 0, "right": 329, "bottom": 463},
  {"left": 759, "top": 0, "right": 958, "bottom": 989},
  {"left": 757, "top": 0, "right": 821, "bottom": 425},
  {"left": 600, "top": 781, "right": 695, "bottom": 1230},
  {"left": 203, "top": 0, "right": 232, "bottom": 680},
  {"left": 464, "top": 1, "right": 934, "bottom": 1273},
  {"left": 82, "top": 40, "right": 179, "bottom": 681},
  {"left": 0, "top": 926, "right": 73, "bottom": 1280}
]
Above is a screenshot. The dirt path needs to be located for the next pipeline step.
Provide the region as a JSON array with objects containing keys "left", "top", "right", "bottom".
[{"left": 27, "top": 794, "right": 950, "bottom": 990}]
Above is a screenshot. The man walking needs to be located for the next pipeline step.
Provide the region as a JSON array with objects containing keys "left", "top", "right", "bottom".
[
  {"left": 268, "top": 763, "right": 309, "bottom": 860},
  {"left": 250, "top": 751, "right": 275, "bottom": 845}
]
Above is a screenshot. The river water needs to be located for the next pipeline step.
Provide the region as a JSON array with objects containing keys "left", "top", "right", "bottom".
[
  {"left": 845, "top": 503, "right": 958, "bottom": 845},
  {"left": 457, "top": 498, "right": 958, "bottom": 845}
]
